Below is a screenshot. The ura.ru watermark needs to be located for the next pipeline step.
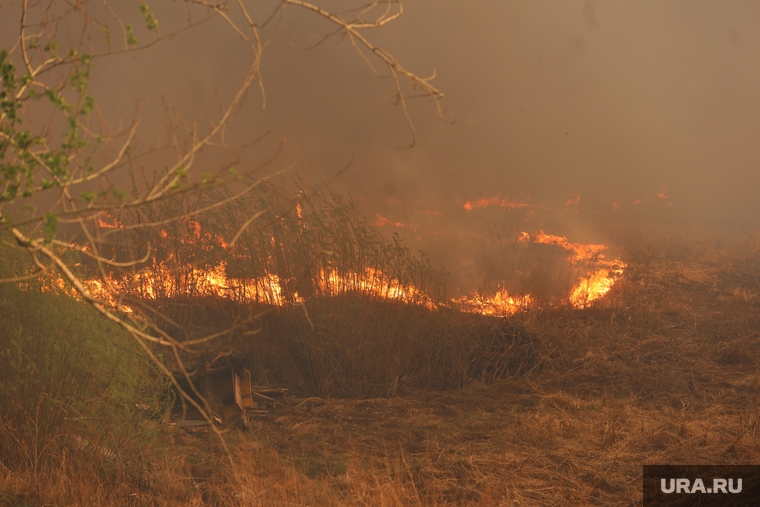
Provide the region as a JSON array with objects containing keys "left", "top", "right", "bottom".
[
  {"left": 643, "top": 464, "right": 760, "bottom": 506},
  {"left": 660, "top": 478, "right": 742, "bottom": 494}
]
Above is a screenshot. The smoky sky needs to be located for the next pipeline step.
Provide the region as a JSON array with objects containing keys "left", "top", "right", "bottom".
[{"left": 2, "top": 0, "right": 760, "bottom": 289}]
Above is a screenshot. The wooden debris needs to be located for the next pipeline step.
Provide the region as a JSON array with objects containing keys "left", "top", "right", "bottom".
[{"left": 164, "top": 359, "right": 288, "bottom": 428}]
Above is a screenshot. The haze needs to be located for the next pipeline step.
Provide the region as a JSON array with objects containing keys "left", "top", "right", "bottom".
[{"left": 2, "top": 0, "right": 758, "bottom": 290}]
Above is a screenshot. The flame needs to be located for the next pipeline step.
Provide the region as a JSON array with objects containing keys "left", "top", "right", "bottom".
[
  {"left": 453, "top": 290, "right": 532, "bottom": 317},
  {"left": 449, "top": 231, "right": 625, "bottom": 312},
  {"left": 565, "top": 193, "right": 581, "bottom": 206},
  {"left": 315, "top": 267, "right": 435, "bottom": 308},
  {"left": 82, "top": 260, "right": 436, "bottom": 312},
  {"left": 532, "top": 231, "right": 607, "bottom": 263},
  {"left": 375, "top": 213, "right": 414, "bottom": 228},
  {"left": 82, "top": 261, "right": 289, "bottom": 308},
  {"left": 82, "top": 232, "right": 625, "bottom": 314},
  {"left": 98, "top": 213, "right": 122, "bottom": 229},
  {"left": 463, "top": 196, "right": 530, "bottom": 211},
  {"left": 72, "top": 217, "right": 627, "bottom": 316},
  {"left": 568, "top": 259, "right": 627, "bottom": 308},
  {"left": 517, "top": 230, "right": 627, "bottom": 308},
  {"left": 83, "top": 278, "right": 134, "bottom": 312}
]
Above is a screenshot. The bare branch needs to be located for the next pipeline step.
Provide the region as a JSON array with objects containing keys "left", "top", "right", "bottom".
[
  {"left": 52, "top": 238, "right": 152, "bottom": 268},
  {"left": 11, "top": 228, "right": 179, "bottom": 348},
  {"left": 0, "top": 266, "right": 46, "bottom": 284},
  {"left": 229, "top": 209, "right": 268, "bottom": 246},
  {"left": 284, "top": 0, "right": 452, "bottom": 145}
]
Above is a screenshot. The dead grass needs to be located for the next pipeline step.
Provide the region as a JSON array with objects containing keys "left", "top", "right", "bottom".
[{"left": 2, "top": 230, "right": 760, "bottom": 506}]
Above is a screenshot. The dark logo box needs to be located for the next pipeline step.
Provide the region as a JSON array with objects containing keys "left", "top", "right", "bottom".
[{"left": 643, "top": 465, "right": 760, "bottom": 506}]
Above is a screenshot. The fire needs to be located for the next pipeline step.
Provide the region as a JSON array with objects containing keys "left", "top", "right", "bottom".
[
  {"left": 463, "top": 196, "right": 530, "bottom": 211},
  {"left": 375, "top": 213, "right": 409, "bottom": 228},
  {"left": 82, "top": 258, "right": 434, "bottom": 312},
  {"left": 449, "top": 230, "right": 626, "bottom": 312},
  {"left": 453, "top": 290, "right": 532, "bottom": 317},
  {"left": 568, "top": 259, "right": 627, "bottom": 308},
  {"left": 532, "top": 231, "right": 607, "bottom": 263},
  {"left": 37, "top": 212, "right": 627, "bottom": 317},
  {"left": 525, "top": 230, "right": 626, "bottom": 307},
  {"left": 453, "top": 229, "right": 605, "bottom": 316},
  {"left": 315, "top": 267, "right": 435, "bottom": 308},
  {"left": 82, "top": 228, "right": 624, "bottom": 314},
  {"left": 84, "top": 261, "right": 291, "bottom": 307},
  {"left": 97, "top": 213, "right": 122, "bottom": 229},
  {"left": 565, "top": 193, "right": 581, "bottom": 206}
]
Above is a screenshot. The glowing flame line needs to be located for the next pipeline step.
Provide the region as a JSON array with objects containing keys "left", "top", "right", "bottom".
[{"left": 45, "top": 220, "right": 628, "bottom": 316}]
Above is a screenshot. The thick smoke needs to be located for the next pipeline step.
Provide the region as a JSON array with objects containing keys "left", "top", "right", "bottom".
[{"left": 2, "top": 0, "right": 758, "bottom": 292}]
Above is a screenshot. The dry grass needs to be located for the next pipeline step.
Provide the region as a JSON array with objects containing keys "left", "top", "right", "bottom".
[{"left": 2, "top": 230, "right": 759, "bottom": 506}]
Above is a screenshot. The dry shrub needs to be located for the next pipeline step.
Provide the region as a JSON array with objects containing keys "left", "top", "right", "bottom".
[
  {"left": 98, "top": 181, "right": 446, "bottom": 310},
  {"left": 143, "top": 294, "right": 540, "bottom": 399},
  {"left": 246, "top": 296, "right": 539, "bottom": 397}
]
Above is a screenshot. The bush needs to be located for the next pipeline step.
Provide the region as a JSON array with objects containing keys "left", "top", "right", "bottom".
[
  {"left": 97, "top": 181, "right": 446, "bottom": 310},
  {"left": 0, "top": 243, "right": 168, "bottom": 475},
  {"left": 143, "top": 293, "right": 541, "bottom": 399}
]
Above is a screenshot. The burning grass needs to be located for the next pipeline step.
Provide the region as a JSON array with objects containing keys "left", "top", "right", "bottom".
[
  {"left": 75, "top": 181, "right": 626, "bottom": 319},
  {"left": 2, "top": 229, "right": 759, "bottom": 505}
]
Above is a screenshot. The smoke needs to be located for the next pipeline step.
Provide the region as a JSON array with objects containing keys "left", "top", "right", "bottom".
[{"left": 2, "top": 0, "right": 759, "bottom": 291}]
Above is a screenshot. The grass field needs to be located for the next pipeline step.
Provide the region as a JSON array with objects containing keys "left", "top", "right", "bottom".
[{"left": 2, "top": 229, "right": 759, "bottom": 506}]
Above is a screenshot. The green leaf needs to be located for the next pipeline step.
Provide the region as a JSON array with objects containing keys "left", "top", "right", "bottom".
[
  {"left": 43, "top": 40, "right": 60, "bottom": 53},
  {"left": 43, "top": 213, "right": 58, "bottom": 244},
  {"left": 80, "top": 96, "right": 94, "bottom": 115},
  {"left": 126, "top": 26, "right": 137, "bottom": 46},
  {"left": 102, "top": 24, "right": 112, "bottom": 47},
  {"left": 44, "top": 89, "right": 67, "bottom": 110},
  {"left": 139, "top": 2, "right": 159, "bottom": 31}
]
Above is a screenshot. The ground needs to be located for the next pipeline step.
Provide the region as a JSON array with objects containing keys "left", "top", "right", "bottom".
[
  {"left": 155, "top": 232, "right": 760, "bottom": 506},
  {"left": 2, "top": 231, "right": 759, "bottom": 506}
]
